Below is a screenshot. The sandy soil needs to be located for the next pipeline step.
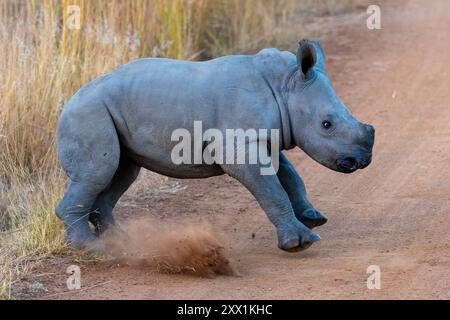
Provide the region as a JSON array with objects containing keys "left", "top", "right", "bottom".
[{"left": 25, "top": 0, "right": 450, "bottom": 299}]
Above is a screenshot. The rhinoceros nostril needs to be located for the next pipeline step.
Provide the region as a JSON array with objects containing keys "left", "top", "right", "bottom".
[{"left": 336, "top": 157, "right": 358, "bottom": 173}]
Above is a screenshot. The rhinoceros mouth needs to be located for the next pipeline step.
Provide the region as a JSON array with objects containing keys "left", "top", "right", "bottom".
[{"left": 336, "top": 157, "right": 359, "bottom": 173}]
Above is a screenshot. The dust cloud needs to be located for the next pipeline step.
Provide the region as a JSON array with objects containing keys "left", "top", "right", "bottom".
[{"left": 99, "top": 218, "right": 234, "bottom": 278}]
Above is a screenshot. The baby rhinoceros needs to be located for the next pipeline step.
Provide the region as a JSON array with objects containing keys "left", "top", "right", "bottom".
[{"left": 56, "top": 39, "right": 375, "bottom": 253}]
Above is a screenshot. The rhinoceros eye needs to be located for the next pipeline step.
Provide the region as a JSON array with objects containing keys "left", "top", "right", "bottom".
[{"left": 322, "top": 121, "right": 332, "bottom": 129}]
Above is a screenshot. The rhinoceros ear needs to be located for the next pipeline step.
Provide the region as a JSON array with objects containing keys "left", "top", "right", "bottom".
[
  {"left": 313, "top": 41, "right": 326, "bottom": 69},
  {"left": 297, "top": 40, "right": 318, "bottom": 78}
]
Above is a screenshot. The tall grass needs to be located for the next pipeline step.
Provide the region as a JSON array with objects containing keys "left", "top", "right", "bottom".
[{"left": 0, "top": 0, "right": 358, "bottom": 298}]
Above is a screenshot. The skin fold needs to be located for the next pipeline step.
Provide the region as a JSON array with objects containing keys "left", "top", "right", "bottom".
[{"left": 56, "top": 39, "right": 375, "bottom": 252}]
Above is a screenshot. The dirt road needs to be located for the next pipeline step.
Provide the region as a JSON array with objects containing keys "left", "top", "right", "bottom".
[{"left": 34, "top": 0, "right": 450, "bottom": 299}]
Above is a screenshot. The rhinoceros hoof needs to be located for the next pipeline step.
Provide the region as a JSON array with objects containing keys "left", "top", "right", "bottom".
[
  {"left": 66, "top": 228, "right": 98, "bottom": 250},
  {"left": 297, "top": 208, "right": 328, "bottom": 229},
  {"left": 277, "top": 226, "right": 321, "bottom": 252}
]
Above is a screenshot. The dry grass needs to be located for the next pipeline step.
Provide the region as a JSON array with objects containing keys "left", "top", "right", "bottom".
[{"left": 0, "top": 0, "right": 359, "bottom": 299}]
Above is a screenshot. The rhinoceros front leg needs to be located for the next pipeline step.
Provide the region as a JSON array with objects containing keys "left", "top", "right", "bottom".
[
  {"left": 277, "top": 152, "right": 328, "bottom": 229},
  {"left": 221, "top": 161, "right": 320, "bottom": 252}
]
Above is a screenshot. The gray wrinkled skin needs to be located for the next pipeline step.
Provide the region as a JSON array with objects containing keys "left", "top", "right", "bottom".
[{"left": 56, "top": 39, "right": 375, "bottom": 252}]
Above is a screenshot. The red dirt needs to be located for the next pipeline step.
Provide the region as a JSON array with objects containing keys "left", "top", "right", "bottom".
[{"left": 26, "top": 0, "right": 450, "bottom": 299}]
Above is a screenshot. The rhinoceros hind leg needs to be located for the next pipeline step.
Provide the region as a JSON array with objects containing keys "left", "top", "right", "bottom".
[
  {"left": 56, "top": 181, "right": 111, "bottom": 248},
  {"left": 89, "top": 158, "right": 141, "bottom": 235},
  {"left": 56, "top": 106, "right": 121, "bottom": 249}
]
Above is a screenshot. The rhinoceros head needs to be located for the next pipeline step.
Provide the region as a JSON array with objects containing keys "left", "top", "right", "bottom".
[{"left": 286, "top": 40, "right": 375, "bottom": 173}]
